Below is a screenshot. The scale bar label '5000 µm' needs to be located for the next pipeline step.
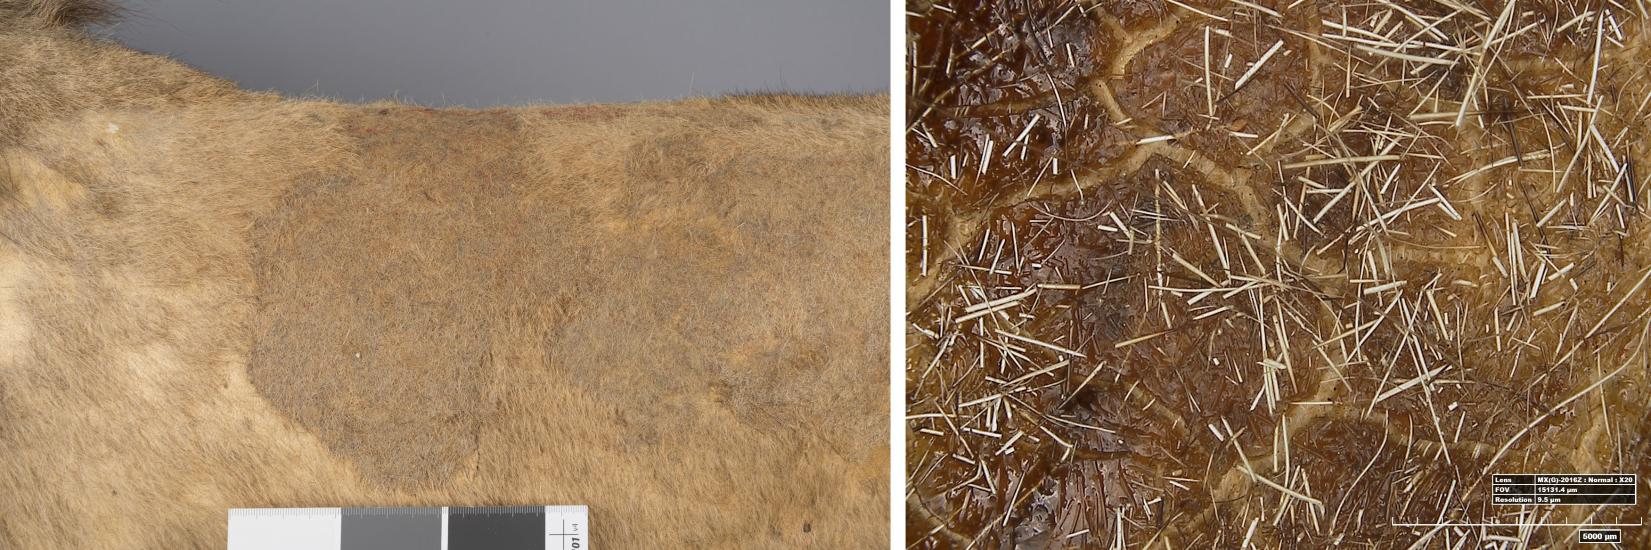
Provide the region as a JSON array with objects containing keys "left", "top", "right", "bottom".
[{"left": 228, "top": 505, "right": 587, "bottom": 550}]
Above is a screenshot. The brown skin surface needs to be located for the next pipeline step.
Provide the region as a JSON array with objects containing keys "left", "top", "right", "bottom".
[
  {"left": 0, "top": 2, "right": 889, "bottom": 547},
  {"left": 908, "top": 0, "right": 1651, "bottom": 548}
]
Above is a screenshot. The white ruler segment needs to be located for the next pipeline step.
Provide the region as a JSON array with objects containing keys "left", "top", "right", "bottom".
[
  {"left": 228, "top": 508, "right": 342, "bottom": 550},
  {"left": 544, "top": 506, "right": 588, "bottom": 550}
]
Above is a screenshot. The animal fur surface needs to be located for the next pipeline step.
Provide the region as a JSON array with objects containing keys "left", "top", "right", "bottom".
[
  {"left": 0, "top": 1, "right": 889, "bottom": 547},
  {"left": 907, "top": 0, "right": 1651, "bottom": 548}
]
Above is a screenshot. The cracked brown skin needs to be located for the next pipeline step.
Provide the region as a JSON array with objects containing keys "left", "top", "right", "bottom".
[{"left": 908, "top": 0, "right": 1651, "bottom": 548}]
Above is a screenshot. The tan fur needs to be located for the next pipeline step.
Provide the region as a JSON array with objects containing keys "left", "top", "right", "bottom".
[{"left": 0, "top": 3, "right": 889, "bottom": 547}]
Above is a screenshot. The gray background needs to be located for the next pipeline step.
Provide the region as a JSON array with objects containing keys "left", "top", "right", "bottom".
[{"left": 100, "top": 1, "right": 888, "bottom": 107}]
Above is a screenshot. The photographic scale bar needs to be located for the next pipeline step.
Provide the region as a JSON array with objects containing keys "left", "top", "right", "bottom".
[
  {"left": 1390, "top": 523, "right": 1641, "bottom": 527},
  {"left": 228, "top": 505, "right": 587, "bottom": 550}
]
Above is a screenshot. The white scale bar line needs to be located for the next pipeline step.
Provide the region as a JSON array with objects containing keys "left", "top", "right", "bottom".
[{"left": 1391, "top": 523, "right": 1642, "bottom": 527}]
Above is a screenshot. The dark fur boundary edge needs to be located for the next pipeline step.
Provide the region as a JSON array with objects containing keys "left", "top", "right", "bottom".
[{"left": 0, "top": 0, "right": 119, "bottom": 27}]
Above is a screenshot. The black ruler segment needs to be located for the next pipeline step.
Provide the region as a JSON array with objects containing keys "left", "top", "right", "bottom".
[
  {"left": 1494, "top": 473, "right": 1637, "bottom": 505},
  {"left": 450, "top": 506, "right": 547, "bottom": 550}
]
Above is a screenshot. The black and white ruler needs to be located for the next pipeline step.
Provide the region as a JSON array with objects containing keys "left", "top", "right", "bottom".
[{"left": 228, "top": 505, "right": 587, "bottom": 550}]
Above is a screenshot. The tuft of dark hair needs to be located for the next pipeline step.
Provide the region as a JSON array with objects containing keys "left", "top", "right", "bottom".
[{"left": 0, "top": 0, "right": 120, "bottom": 28}]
